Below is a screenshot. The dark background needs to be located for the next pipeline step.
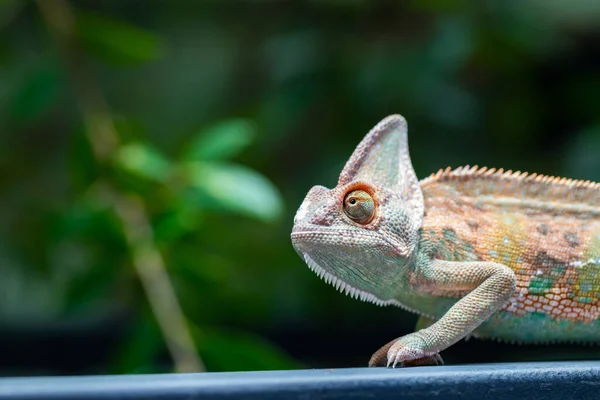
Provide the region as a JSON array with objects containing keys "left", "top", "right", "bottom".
[{"left": 2, "top": 0, "right": 600, "bottom": 376}]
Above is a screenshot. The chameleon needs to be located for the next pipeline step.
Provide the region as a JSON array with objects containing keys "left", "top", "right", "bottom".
[{"left": 290, "top": 114, "right": 600, "bottom": 368}]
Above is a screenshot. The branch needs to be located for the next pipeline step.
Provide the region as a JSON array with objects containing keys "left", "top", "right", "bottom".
[{"left": 36, "top": 0, "right": 204, "bottom": 373}]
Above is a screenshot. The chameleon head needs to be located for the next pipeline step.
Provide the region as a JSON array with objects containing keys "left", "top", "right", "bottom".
[{"left": 291, "top": 115, "right": 424, "bottom": 305}]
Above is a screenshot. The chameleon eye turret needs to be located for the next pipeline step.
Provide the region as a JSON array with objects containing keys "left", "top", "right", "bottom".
[{"left": 343, "top": 190, "right": 375, "bottom": 224}]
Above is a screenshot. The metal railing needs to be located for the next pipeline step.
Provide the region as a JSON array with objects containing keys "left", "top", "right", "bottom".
[{"left": 0, "top": 361, "right": 598, "bottom": 400}]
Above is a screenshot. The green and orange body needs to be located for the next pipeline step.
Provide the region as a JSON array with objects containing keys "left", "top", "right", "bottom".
[{"left": 417, "top": 166, "right": 600, "bottom": 343}]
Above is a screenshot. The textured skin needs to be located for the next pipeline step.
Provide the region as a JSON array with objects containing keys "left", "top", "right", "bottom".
[{"left": 290, "top": 114, "right": 600, "bottom": 368}]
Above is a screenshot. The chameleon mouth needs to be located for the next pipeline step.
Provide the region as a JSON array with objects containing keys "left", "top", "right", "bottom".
[{"left": 301, "top": 252, "right": 399, "bottom": 307}]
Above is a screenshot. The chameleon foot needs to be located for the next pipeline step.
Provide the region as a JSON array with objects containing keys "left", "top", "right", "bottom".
[
  {"left": 387, "top": 333, "right": 432, "bottom": 368},
  {"left": 368, "top": 335, "right": 444, "bottom": 368}
]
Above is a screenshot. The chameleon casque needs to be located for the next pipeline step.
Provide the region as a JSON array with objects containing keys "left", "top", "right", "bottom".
[{"left": 290, "top": 114, "right": 600, "bottom": 367}]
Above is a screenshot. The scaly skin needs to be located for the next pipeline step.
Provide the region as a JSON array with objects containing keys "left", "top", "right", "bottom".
[{"left": 290, "top": 115, "right": 600, "bottom": 368}]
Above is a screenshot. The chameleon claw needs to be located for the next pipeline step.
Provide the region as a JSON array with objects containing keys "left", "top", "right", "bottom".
[{"left": 388, "top": 347, "right": 404, "bottom": 368}]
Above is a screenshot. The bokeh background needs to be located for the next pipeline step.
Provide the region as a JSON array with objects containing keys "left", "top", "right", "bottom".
[{"left": 2, "top": 0, "right": 600, "bottom": 376}]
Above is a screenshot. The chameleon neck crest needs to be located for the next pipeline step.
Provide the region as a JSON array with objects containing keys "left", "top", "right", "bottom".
[{"left": 291, "top": 115, "right": 424, "bottom": 304}]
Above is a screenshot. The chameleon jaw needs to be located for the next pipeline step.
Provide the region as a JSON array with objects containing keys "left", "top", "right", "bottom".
[
  {"left": 292, "top": 228, "right": 433, "bottom": 317},
  {"left": 302, "top": 252, "right": 402, "bottom": 307}
]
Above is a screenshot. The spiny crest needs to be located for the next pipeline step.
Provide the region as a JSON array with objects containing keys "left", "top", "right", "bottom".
[
  {"left": 302, "top": 252, "right": 392, "bottom": 306},
  {"left": 421, "top": 165, "right": 600, "bottom": 206}
]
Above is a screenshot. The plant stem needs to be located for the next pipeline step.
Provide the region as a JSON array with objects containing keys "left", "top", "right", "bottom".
[
  {"left": 36, "top": 0, "right": 204, "bottom": 373},
  {"left": 114, "top": 195, "right": 205, "bottom": 373}
]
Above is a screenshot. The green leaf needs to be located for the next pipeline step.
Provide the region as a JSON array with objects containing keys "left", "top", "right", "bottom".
[
  {"left": 183, "top": 119, "right": 255, "bottom": 161},
  {"left": 153, "top": 205, "right": 203, "bottom": 243},
  {"left": 76, "top": 11, "right": 163, "bottom": 66},
  {"left": 197, "top": 327, "right": 303, "bottom": 371},
  {"left": 10, "top": 65, "right": 63, "bottom": 123},
  {"left": 114, "top": 142, "right": 172, "bottom": 182},
  {"left": 182, "top": 162, "right": 283, "bottom": 222}
]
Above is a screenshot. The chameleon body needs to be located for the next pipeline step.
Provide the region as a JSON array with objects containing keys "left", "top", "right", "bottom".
[{"left": 290, "top": 115, "right": 600, "bottom": 367}]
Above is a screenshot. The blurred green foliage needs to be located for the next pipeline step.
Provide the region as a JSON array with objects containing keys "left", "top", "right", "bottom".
[
  {"left": 2, "top": 0, "right": 600, "bottom": 375},
  {"left": 76, "top": 10, "right": 164, "bottom": 65}
]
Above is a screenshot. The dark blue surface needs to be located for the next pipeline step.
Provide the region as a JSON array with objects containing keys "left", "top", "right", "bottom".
[{"left": 0, "top": 362, "right": 598, "bottom": 400}]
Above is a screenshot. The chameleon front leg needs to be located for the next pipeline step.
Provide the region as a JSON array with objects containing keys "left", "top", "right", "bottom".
[{"left": 373, "top": 260, "right": 516, "bottom": 368}]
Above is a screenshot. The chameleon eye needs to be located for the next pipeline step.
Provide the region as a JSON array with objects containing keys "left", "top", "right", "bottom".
[{"left": 343, "top": 190, "right": 375, "bottom": 224}]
